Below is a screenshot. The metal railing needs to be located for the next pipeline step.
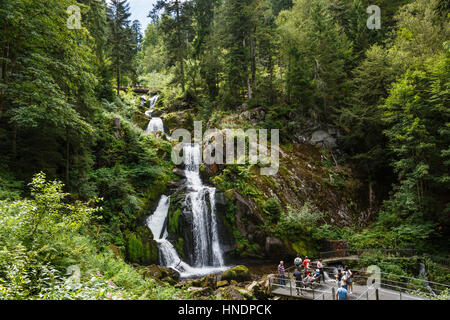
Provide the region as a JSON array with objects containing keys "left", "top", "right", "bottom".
[
  {"left": 317, "top": 248, "right": 450, "bottom": 266},
  {"left": 270, "top": 276, "right": 335, "bottom": 300}
]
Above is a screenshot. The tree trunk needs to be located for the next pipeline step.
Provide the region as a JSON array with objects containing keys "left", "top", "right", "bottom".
[
  {"left": 250, "top": 28, "right": 256, "bottom": 90},
  {"left": 243, "top": 38, "right": 252, "bottom": 100},
  {"left": 116, "top": 62, "right": 120, "bottom": 96}
]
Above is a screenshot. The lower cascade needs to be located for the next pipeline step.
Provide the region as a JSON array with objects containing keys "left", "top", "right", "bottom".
[{"left": 145, "top": 97, "right": 227, "bottom": 278}]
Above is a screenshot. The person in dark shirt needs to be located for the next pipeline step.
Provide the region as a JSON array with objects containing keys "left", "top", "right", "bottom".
[
  {"left": 293, "top": 268, "right": 303, "bottom": 295},
  {"left": 336, "top": 268, "right": 343, "bottom": 287}
]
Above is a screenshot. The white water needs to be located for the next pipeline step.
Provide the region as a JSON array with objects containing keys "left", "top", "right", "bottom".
[
  {"left": 184, "top": 144, "right": 225, "bottom": 268},
  {"left": 145, "top": 95, "right": 164, "bottom": 133},
  {"left": 145, "top": 135, "right": 227, "bottom": 278},
  {"left": 146, "top": 118, "right": 164, "bottom": 133}
]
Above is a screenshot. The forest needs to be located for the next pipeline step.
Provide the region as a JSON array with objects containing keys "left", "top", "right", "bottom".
[{"left": 0, "top": 0, "right": 448, "bottom": 300}]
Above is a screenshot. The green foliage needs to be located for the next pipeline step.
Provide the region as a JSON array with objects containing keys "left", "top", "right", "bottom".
[
  {"left": 277, "top": 202, "right": 324, "bottom": 233},
  {"left": 0, "top": 174, "right": 186, "bottom": 300},
  {"left": 261, "top": 198, "right": 283, "bottom": 224},
  {"left": 126, "top": 233, "right": 157, "bottom": 265}
]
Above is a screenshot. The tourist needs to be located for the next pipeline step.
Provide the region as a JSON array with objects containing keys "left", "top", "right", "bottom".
[
  {"left": 303, "top": 256, "right": 311, "bottom": 270},
  {"left": 336, "top": 283, "right": 349, "bottom": 300},
  {"left": 345, "top": 266, "right": 353, "bottom": 294},
  {"left": 317, "top": 259, "right": 324, "bottom": 283},
  {"left": 314, "top": 268, "right": 321, "bottom": 280},
  {"left": 278, "top": 261, "right": 286, "bottom": 286},
  {"left": 303, "top": 272, "right": 313, "bottom": 287},
  {"left": 336, "top": 268, "right": 343, "bottom": 287},
  {"left": 294, "top": 255, "right": 302, "bottom": 268},
  {"left": 342, "top": 272, "right": 348, "bottom": 291},
  {"left": 293, "top": 268, "right": 303, "bottom": 295}
]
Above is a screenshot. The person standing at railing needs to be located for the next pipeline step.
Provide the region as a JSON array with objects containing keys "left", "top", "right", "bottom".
[
  {"left": 344, "top": 266, "right": 353, "bottom": 295},
  {"left": 303, "top": 256, "right": 311, "bottom": 270},
  {"left": 302, "top": 256, "right": 311, "bottom": 277},
  {"left": 342, "top": 272, "right": 348, "bottom": 291},
  {"left": 317, "top": 259, "right": 324, "bottom": 283},
  {"left": 294, "top": 255, "right": 302, "bottom": 269},
  {"left": 336, "top": 268, "right": 343, "bottom": 287},
  {"left": 336, "top": 283, "right": 349, "bottom": 300},
  {"left": 278, "top": 261, "right": 286, "bottom": 286},
  {"left": 293, "top": 268, "right": 303, "bottom": 295}
]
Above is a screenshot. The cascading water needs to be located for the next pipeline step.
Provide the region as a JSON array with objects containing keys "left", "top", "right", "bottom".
[
  {"left": 146, "top": 118, "right": 164, "bottom": 133},
  {"left": 183, "top": 144, "right": 225, "bottom": 268},
  {"left": 145, "top": 106, "right": 227, "bottom": 278},
  {"left": 145, "top": 95, "right": 165, "bottom": 133}
]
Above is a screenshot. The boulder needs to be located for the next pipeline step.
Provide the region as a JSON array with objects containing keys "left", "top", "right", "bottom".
[
  {"left": 172, "top": 168, "right": 186, "bottom": 178},
  {"left": 310, "top": 130, "right": 337, "bottom": 148},
  {"left": 246, "top": 280, "right": 270, "bottom": 300},
  {"left": 221, "top": 265, "right": 251, "bottom": 283},
  {"left": 220, "top": 286, "right": 245, "bottom": 300},
  {"left": 202, "top": 274, "right": 217, "bottom": 290},
  {"left": 239, "top": 107, "right": 266, "bottom": 122},
  {"left": 144, "top": 265, "right": 180, "bottom": 282},
  {"left": 187, "top": 287, "right": 213, "bottom": 298},
  {"left": 190, "top": 278, "right": 204, "bottom": 288}
]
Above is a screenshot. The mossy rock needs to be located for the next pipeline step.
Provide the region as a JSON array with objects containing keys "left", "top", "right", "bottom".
[
  {"left": 221, "top": 265, "right": 251, "bottom": 283},
  {"left": 220, "top": 286, "right": 245, "bottom": 300},
  {"left": 126, "top": 231, "right": 159, "bottom": 265},
  {"left": 168, "top": 208, "right": 182, "bottom": 235},
  {"left": 216, "top": 280, "right": 229, "bottom": 288}
]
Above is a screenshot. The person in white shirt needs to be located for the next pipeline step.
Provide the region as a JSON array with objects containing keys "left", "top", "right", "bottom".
[
  {"left": 294, "top": 255, "right": 302, "bottom": 268},
  {"left": 317, "top": 259, "right": 324, "bottom": 283},
  {"left": 344, "top": 266, "right": 353, "bottom": 294}
]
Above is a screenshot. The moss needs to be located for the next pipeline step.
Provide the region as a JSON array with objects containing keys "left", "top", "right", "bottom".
[
  {"left": 126, "top": 232, "right": 159, "bottom": 265},
  {"left": 221, "top": 265, "right": 251, "bottom": 282},
  {"left": 174, "top": 237, "right": 185, "bottom": 259},
  {"left": 291, "top": 240, "right": 316, "bottom": 257},
  {"left": 168, "top": 208, "right": 182, "bottom": 235}
]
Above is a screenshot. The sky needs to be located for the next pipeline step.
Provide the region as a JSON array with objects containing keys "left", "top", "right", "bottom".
[
  {"left": 106, "top": 0, "right": 157, "bottom": 32},
  {"left": 128, "top": 0, "right": 157, "bottom": 32}
]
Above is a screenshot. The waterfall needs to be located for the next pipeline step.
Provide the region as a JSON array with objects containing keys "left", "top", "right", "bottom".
[
  {"left": 146, "top": 196, "right": 182, "bottom": 267},
  {"left": 145, "top": 142, "right": 227, "bottom": 278},
  {"left": 146, "top": 118, "right": 164, "bottom": 133},
  {"left": 145, "top": 95, "right": 164, "bottom": 133},
  {"left": 184, "top": 144, "right": 225, "bottom": 268}
]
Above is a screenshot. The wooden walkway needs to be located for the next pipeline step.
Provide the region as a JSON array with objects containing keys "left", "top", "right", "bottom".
[{"left": 270, "top": 278, "right": 427, "bottom": 300}]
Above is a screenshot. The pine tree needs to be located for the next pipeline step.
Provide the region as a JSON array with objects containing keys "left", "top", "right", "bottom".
[
  {"left": 150, "top": 0, "right": 194, "bottom": 93},
  {"left": 106, "top": 0, "right": 134, "bottom": 95}
]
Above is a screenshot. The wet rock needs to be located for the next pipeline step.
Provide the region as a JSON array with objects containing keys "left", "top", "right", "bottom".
[
  {"left": 144, "top": 265, "right": 180, "bottom": 282},
  {"left": 172, "top": 168, "right": 186, "bottom": 178},
  {"left": 221, "top": 265, "right": 251, "bottom": 283}
]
